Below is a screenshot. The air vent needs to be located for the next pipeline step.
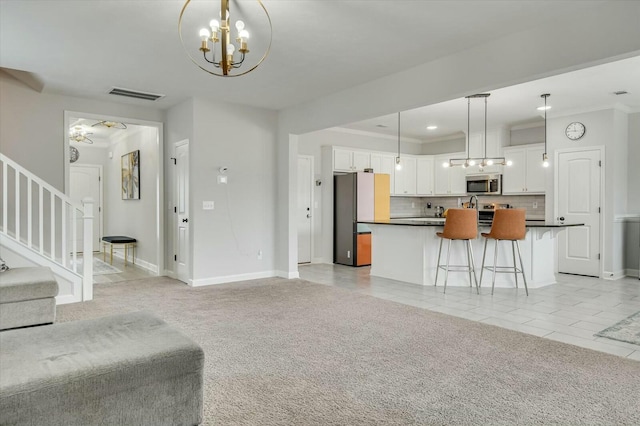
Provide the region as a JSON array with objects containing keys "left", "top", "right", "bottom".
[
  {"left": 613, "top": 90, "right": 628, "bottom": 96},
  {"left": 108, "top": 87, "right": 164, "bottom": 101},
  {"left": 375, "top": 124, "right": 388, "bottom": 128}
]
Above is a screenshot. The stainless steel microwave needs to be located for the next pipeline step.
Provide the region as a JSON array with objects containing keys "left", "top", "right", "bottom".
[{"left": 466, "top": 174, "right": 502, "bottom": 195}]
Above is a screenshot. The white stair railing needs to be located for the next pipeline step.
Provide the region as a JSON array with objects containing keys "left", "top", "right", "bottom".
[{"left": 0, "top": 153, "right": 93, "bottom": 301}]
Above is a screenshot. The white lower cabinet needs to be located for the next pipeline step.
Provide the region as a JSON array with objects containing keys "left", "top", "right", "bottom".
[
  {"left": 502, "top": 144, "right": 545, "bottom": 194},
  {"left": 434, "top": 153, "right": 467, "bottom": 195}
]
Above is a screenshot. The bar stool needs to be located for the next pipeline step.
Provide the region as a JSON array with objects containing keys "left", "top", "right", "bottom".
[
  {"left": 479, "top": 208, "right": 528, "bottom": 296},
  {"left": 434, "top": 209, "right": 479, "bottom": 294}
]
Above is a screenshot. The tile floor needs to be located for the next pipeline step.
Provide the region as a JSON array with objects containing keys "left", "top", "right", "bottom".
[
  {"left": 299, "top": 263, "right": 640, "bottom": 361},
  {"left": 93, "top": 255, "right": 156, "bottom": 284}
]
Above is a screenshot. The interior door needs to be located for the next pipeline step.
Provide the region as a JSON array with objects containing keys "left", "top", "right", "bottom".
[
  {"left": 69, "top": 165, "right": 102, "bottom": 252},
  {"left": 557, "top": 149, "right": 601, "bottom": 277},
  {"left": 297, "top": 156, "right": 313, "bottom": 264},
  {"left": 174, "top": 140, "right": 190, "bottom": 283}
]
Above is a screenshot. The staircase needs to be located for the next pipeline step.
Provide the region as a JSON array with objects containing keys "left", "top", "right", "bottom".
[{"left": 1, "top": 153, "right": 93, "bottom": 304}]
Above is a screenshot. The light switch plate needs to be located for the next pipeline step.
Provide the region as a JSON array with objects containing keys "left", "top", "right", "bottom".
[{"left": 203, "top": 201, "right": 215, "bottom": 210}]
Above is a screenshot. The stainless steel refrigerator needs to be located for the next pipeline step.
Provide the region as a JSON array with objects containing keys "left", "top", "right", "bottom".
[{"left": 334, "top": 172, "right": 375, "bottom": 266}]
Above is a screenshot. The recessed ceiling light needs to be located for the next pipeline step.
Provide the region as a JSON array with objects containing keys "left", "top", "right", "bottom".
[
  {"left": 426, "top": 125, "right": 438, "bottom": 130},
  {"left": 613, "top": 90, "right": 628, "bottom": 95},
  {"left": 536, "top": 106, "right": 552, "bottom": 111},
  {"left": 375, "top": 124, "right": 388, "bottom": 128}
]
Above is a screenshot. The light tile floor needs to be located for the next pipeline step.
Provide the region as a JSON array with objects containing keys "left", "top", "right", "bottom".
[
  {"left": 93, "top": 255, "right": 156, "bottom": 284},
  {"left": 299, "top": 263, "right": 640, "bottom": 361}
]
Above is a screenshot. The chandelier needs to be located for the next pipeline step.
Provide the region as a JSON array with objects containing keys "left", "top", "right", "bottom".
[
  {"left": 179, "top": 0, "right": 272, "bottom": 77},
  {"left": 540, "top": 94, "right": 551, "bottom": 167},
  {"left": 444, "top": 94, "right": 508, "bottom": 170},
  {"left": 69, "top": 126, "right": 94, "bottom": 144}
]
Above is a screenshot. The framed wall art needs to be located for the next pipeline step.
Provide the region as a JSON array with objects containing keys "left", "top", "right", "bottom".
[{"left": 121, "top": 150, "right": 140, "bottom": 199}]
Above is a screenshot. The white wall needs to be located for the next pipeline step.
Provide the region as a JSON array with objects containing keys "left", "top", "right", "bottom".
[
  {"left": 0, "top": 71, "right": 164, "bottom": 191},
  {"left": 102, "top": 127, "right": 159, "bottom": 270},
  {"left": 545, "top": 108, "right": 629, "bottom": 278},
  {"left": 188, "top": 98, "right": 278, "bottom": 284}
]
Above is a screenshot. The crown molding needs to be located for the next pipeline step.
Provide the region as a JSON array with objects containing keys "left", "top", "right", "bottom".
[{"left": 327, "top": 126, "right": 423, "bottom": 144}]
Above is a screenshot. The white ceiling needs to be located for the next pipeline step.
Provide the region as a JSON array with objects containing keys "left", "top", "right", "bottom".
[{"left": 1, "top": 1, "right": 638, "bottom": 142}]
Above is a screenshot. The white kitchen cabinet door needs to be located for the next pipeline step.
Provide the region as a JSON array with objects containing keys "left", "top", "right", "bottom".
[
  {"left": 502, "top": 147, "right": 526, "bottom": 194},
  {"left": 525, "top": 145, "right": 546, "bottom": 193},
  {"left": 416, "top": 157, "right": 434, "bottom": 195},
  {"left": 370, "top": 153, "right": 396, "bottom": 195},
  {"left": 352, "top": 151, "right": 371, "bottom": 171},
  {"left": 394, "top": 157, "right": 417, "bottom": 195},
  {"left": 468, "top": 133, "right": 483, "bottom": 159},
  {"left": 503, "top": 144, "right": 545, "bottom": 194},
  {"left": 449, "top": 165, "right": 467, "bottom": 195},
  {"left": 333, "top": 148, "right": 353, "bottom": 172}
]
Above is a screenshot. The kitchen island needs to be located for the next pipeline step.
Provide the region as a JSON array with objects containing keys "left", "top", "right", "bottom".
[{"left": 359, "top": 218, "right": 583, "bottom": 289}]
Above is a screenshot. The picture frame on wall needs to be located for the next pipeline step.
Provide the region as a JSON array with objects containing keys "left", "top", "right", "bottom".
[{"left": 121, "top": 150, "right": 140, "bottom": 200}]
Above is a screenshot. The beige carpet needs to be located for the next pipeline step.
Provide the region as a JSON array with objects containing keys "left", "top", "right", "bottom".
[{"left": 57, "top": 276, "right": 640, "bottom": 425}]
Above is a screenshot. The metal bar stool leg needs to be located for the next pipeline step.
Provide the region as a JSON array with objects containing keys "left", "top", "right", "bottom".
[
  {"left": 491, "top": 239, "right": 499, "bottom": 295},
  {"left": 479, "top": 239, "right": 488, "bottom": 288},
  {"left": 444, "top": 239, "right": 452, "bottom": 293},
  {"left": 515, "top": 240, "right": 529, "bottom": 296},
  {"left": 435, "top": 238, "right": 444, "bottom": 286},
  {"left": 468, "top": 240, "right": 479, "bottom": 294},
  {"left": 465, "top": 239, "right": 473, "bottom": 288},
  {"left": 511, "top": 241, "right": 518, "bottom": 288}
]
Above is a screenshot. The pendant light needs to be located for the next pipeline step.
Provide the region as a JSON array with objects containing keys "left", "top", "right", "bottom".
[
  {"left": 540, "top": 93, "right": 551, "bottom": 167},
  {"left": 395, "top": 112, "right": 402, "bottom": 170}
]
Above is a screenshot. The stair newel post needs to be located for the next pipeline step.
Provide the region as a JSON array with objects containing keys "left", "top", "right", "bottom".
[{"left": 82, "top": 197, "right": 94, "bottom": 301}]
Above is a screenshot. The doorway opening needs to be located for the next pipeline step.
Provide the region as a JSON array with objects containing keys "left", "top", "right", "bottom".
[{"left": 64, "top": 111, "right": 164, "bottom": 284}]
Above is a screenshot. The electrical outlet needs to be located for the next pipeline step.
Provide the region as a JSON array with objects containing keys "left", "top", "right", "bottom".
[
  {"left": 532, "top": 202, "right": 538, "bottom": 209},
  {"left": 217, "top": 175, "right": 227, "bottom": 184},
  {"left": 257, "top": 250, "right": 262, "bottom": 260},
  {"left": 202, "top": 201, "right": 214, "bottom": 210}
]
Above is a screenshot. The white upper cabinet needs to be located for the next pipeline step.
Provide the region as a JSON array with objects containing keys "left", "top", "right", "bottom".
[
  {"left": 370, "top": 153, "right": 396, "bottom": 194},
  {"left": 502, "top": 144, "right": 546, "bottom": 194},
  {"left": 333, "top": 148, "right": 370, "bottom": 172},
  {"left": 394, "top": 156, "right": 417, "bottom": 195},
  {"left": 466, "top": 127, "right": 507, "bottom": 174},
  {"left": 416, "top": 156, "right": 434, "bottom": 196},
  {"left": 434, "top": 153, "right": 467, "bottom": 196}
]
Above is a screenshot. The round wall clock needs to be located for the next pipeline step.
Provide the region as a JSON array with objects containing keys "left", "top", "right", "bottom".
[
  {"left": 70, "top": 146, "right": 80, "bottom": 163},
  {"left": 565, "top": 122, "right": 586, "bottom": 140}
]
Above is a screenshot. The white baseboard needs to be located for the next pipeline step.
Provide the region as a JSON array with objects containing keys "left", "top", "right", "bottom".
[
  {"left": 189, "top": 270, "right": 278, "bottom": 287},
  {"left": 276, "top": 270, "right": 300, "bottom": 279},
  {"left": 603, "top": 270, "right": 626, "bottom": 280},
  {"left": 625, "top": 268, "right": 639, "bottom": 278},
  {"left": 108, "top": 251, "right": 158, "bottom": 274}
]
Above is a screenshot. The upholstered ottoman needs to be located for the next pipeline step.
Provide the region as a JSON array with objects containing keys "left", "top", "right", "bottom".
[
  {"left": 0, "top": 267, "right": 58, "bottom": 331},
  {"left": 0, "top": 311, "right": 204, "bottom": 426}
]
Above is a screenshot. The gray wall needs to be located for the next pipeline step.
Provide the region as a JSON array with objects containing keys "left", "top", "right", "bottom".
[
  {"left": 0, "top": 71, "right": 163, "bottom": 191},
  {"left": 628, "top": 113, "right": 640, "bottom": 213}
]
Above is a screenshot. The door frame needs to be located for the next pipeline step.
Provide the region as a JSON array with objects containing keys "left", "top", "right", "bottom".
[
  {"left": 69, "top": 164, "right": 104, "bottom": 251},
  {"left": 554, "top": 146, "right": 605, "bottom": 278},
  {"left": 172, "top": 139, "right": 190, "bottom": 283},
  {"left": 297, "top": 155, "right": 315, "bottom": 264},
  {"left": 63, "top": 110, "right": 165, "bottom": 277}
]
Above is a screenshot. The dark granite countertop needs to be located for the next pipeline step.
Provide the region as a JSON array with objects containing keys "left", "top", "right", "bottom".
[{"left": 360, "top": 219, "right": 583, "bottom": 228}]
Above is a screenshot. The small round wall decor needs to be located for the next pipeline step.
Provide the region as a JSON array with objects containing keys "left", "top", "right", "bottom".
[
  {"left": 565, "top": 122, "right": 586, "bottom": 140},
  {"left": 70, "top": 146, "right": 80, "bottom": 163}
]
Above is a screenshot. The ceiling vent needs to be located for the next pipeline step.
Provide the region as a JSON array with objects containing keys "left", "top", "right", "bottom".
[
  {"left": 613, "top": 90, "right": 628, "bottom": 95},
  {"left": 108, "top": 87, "right": 164, "bottom": 101}
]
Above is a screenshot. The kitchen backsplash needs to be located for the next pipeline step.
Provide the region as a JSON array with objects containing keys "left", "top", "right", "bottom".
[{"left": 391, "top": 195, "right": 546, "bottom": 219}]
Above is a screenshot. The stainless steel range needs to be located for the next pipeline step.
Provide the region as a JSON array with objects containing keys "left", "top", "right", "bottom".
[{"left": 478, "top": 203, "right": 511, "bottom": 223}]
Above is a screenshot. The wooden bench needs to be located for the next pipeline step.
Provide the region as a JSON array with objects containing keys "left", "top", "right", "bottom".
[
  {"left": 101, "top": 236, "right": 137, "bottom": 266},
  {"left": 0, "top": 311, "right": 204, "bottom": 425}
]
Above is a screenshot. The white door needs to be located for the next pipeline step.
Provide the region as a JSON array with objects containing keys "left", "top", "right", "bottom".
[
  {"left": 69, "top": 165, "right": 102, "bottom": 252},
  {"left": 557, "top": 149, "right": 601, "bottom": 277},
  {"left": 174, "top": 140, "right": 190, "bottom": 283},
  {"left": 297, "top": 156, "right": 313, "bottom": 264}
]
